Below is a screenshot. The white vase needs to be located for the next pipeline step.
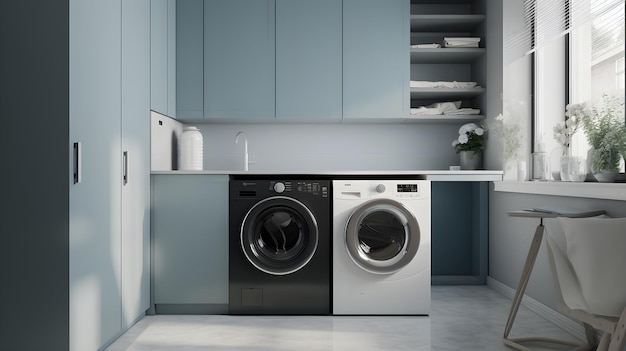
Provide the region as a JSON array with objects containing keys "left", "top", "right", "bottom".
[
  {"left": 558, "top": 147, "right": 572, "bottom": 181},
  {"left": 180, "top": 126, "right": 204, "bottom": 170}
]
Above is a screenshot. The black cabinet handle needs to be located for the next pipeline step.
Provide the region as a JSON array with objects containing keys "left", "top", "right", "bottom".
[
  {"left": 73, "top": 142, "right": 81, "bottom": 184},
  {"left": 123, "top": 151, "right": 128, "bottom": 185}
]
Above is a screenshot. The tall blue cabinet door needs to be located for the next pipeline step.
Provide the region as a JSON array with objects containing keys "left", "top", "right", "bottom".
[
  {"left": 176, "top": 0, "right": 204, "bottom": 118},
  {"left": 276, "top": 0, "right": 342, "bottom": 121},
  {"left": 343, "top": 0, "right": 410, "bottom": 119},
  {"left": 69, "top": 0, "right": 122, "bottom": 349},
  {"left": 121, "top": 0, "right": 150, "bottom": 330},
  {"left": 204, "top": 0, "right": 276, "bottom": 120}
]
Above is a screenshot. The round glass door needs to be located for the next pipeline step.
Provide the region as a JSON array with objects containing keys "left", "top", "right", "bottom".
[
  {"left": 345, "top": 199, "right": 420, "bottom": 274},
  {"left": 241, "top": 196, "right": 318, "bottom": 275}
]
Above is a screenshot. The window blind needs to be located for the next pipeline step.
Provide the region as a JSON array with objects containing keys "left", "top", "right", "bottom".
[{"left": 504, "top": 0, "right": 624, "bottom": 59}]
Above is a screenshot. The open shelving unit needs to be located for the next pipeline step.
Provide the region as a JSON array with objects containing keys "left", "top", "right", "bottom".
[
  {"left": 411, "top": 0, "right": 489, "bottom": 285},
  {"left": 409, "top": 0, "right": 486, "bottom": 124}
]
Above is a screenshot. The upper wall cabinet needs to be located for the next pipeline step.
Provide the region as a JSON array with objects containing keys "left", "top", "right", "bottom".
[
  {"left": 342, "top": 0, "right": 410, "bottom": 120},
  {"left": 204, "top": 0, "right": 275, "bottom": 120},
  {"left": 176, "top": 0, "right": 204, "bottom": 118},
  {"left": 276, "top": 0, "right": 342, "bottom": 122},
  {"left": 151, "top": 0, "right": 176, "bottom": 117},
  {"left": 176, "top": 0, "right": 342, "bottom": 122}
]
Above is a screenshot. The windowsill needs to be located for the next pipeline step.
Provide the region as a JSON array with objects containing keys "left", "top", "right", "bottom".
[{"left": 493, "top": 180, "right": 626, "bottom": 201}]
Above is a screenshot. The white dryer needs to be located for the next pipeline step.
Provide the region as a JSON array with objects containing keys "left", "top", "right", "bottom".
[{"left": 332, "top": 180, "right": 431, "bottom": 315}]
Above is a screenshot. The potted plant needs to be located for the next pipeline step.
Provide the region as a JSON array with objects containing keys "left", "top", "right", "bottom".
[
  {"left": 452, "top": 123, "right": 486, "bottom": 170},
  {"left": 581, "top": 94, "right": 626, "bottom": 182}
]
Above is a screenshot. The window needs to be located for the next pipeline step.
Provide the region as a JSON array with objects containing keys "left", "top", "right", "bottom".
[
  {"left": 569, "top": 0, "right": 625, "bottom": 159},
  {"left": 503, "top": 0, "right": 624, "bottom": 178}
]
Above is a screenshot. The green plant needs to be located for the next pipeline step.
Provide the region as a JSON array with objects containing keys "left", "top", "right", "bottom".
[
  {"left": 452, "top": 123, "right": 486, "bottom": 155},
  {"left": 581, "top": 94, "right": 626, "bottom": 173}
]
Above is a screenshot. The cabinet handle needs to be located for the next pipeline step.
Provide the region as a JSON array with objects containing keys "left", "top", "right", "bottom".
[
  {"left": 123, "top": 151, "right": 128, "bottom": 185},
  {"left": 73, "top": 142, "right": 81, "bottom": 184}
]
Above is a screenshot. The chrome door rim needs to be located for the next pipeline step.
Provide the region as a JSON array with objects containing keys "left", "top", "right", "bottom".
[
  {"left": 345, "top": 198, "right": 420, "bottom": 274},
  {"left": 241, "top": 196, "right": 319, "bottom": 275}
]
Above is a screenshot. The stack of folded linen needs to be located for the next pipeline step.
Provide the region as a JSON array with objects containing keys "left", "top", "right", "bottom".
[
  {"left": 410, "top": 43, "right": 441, "bottom": 49},
  {"left": 410, "top": 101, "right": 480, "bottom": 115},
  {"left": 410, "top": 81, "right": 480, "bottom": 89},
  {"left": 443, "top": 37, "right": 481, "bottom": 48}
]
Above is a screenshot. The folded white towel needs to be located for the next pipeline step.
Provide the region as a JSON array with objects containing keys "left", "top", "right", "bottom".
[
  {"left": 410, "top": 43, "right": 441, "bottom": 49},
  {"left": 444, "top": 108, "right": 481, "bottom": 115},
  {"left": 410, "top": 81, "right": 479, "bottom": 89},
  {"left": 411, "top": 107, "right": 441, "bottom": 115},
  {"left": 443, "top": 37, "right": 481, "bottom": 48},
  {"left": 411, "top": 101, "right": 463, "bottom": 115}
]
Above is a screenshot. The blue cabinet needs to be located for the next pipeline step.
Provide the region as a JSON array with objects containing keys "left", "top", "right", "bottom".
[
  {"left": 151, "top": 0, "right": 177, "bottom": 117},
  {"left": 71, "top": 0, "right": 151, "bottom": 349},
  {"left": 177, "top": 0, "right": 342, "bottom": 122},
  {"left": 121, "top": 0, "right": 151, "bottom": 330},
  {"left": 69, "top": 0, "right": 123, "bottom": 348},
  {"left": 152, "top": 175, "right": 229, "bottom": 313},
  {"left": 431, "top": 182, "right": 488, "bottom": 285},
  {"left": 276, "top": 0, "right": 342, "bottom": 121},
  {"left": 343, "top": 0, "right": 410, "bottom": 119},
  {"left": 204, "top": 0, "right": 275, "bottom": 120},
  {"left": 176, "top": 0, "right": 204, "bottom": 118},
  {"left": 175, "top": 0, "right": 409, "bottom": 122}
]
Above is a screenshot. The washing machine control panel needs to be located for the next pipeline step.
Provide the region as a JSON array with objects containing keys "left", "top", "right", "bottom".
[{"left": 269, "top": 181, "right": 328, "bottom": 197}]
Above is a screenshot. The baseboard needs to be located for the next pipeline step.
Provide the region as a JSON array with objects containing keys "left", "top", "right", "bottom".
[{"left": 487, "top": 277, "right": 587, "bottom": 341}]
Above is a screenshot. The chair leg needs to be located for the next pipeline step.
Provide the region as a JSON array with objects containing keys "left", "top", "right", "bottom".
[
  {"left": 597, "top": 333, "right": 610, "bottom": 351},
  {"left": 583, "top": 322, "right": 597, "bottom": 348},
  {"left": 608, "top": 307, "right": 626, "bottom": 351}
]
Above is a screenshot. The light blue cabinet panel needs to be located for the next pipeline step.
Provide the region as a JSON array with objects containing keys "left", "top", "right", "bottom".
[
  {"left": 151, "top": 0, "right": 176, "bottom": 117},
  {"left": 343, "top": 0, "right": 410, "bottom": 119},
  {"left": 153, "top": 175, "right": 229, "bottom": 307},
  {"left": 176, "top": 0, "right": 204, "bottom": 118},
  {"left": 204, "top": 0, "right": 275, "bottom": 120},
  {"left": 69, "top": 0, "right": 122, "bottom": 348},
  {"left": 121, "top": 0, "right": 151, "bottom": 330},
  {"left": 276, "top": 0, "right": 342, "bottom": 121}
]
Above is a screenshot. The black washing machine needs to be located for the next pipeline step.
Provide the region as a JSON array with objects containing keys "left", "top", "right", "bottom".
[{"left": 229, "top": 178, "right": 331, "bottom": 315}]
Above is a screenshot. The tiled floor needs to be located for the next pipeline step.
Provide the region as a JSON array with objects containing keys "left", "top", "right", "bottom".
[{"left": 106, "top": 286, "right": 583, "bottom": 351}]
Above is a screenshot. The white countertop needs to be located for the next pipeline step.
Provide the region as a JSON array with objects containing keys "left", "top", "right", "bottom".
[{"left": 151, "top": 170, "right": 503, "bottom": 181}]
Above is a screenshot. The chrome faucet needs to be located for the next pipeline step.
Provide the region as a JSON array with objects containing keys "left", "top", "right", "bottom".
[{"left": 235, "top": 131, "right": 249, "bottom": 171}]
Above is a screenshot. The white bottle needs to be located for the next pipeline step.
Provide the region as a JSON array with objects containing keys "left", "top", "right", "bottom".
[{"left": 180, "top": 126, "right": 203, "bottom": 170}]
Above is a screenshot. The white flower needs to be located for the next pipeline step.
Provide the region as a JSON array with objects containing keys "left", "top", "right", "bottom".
[
  {"left": 553, "top": 103, "right": 586, "bottom": 149},
  {"left": 458, "top": 134, "right": 469, "bottom": 144},
  {"left": 459, "top": 123, "right": 479, "bottom": 135},
  {"left": 565, "top": 116, "right": 578, "bottom": 128},
  {"left": 475, "top": 128, "right": 484, "bottom": 136},
  {"left": 452, "top": 140, "right": 459, "bottom": 147}
]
